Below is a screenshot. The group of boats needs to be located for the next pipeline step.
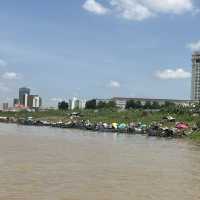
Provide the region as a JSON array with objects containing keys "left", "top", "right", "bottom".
[
  {"left": 0, "top": 115, "right": 191, "bottom": 138},
  {"left": 14, "top": 116, "right": 190, "bottom": 138}
]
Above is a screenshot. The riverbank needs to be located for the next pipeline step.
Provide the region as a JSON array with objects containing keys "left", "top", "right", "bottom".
[
  {"left": 1, "top": 109, "right": 199, "bottom": 140},
  {"left": 188, "top": 131, "right": 200, "bottom": 141},
  {"left": 0, "top": 109, "right": 198, "bottom": 124}
]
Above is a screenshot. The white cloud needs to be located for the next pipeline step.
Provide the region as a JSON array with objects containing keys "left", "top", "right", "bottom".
[
  {"left": 155, "top": 68, "right": 191, "bottom": 80},
  {"left": 2, "top": 72, "right": 21, "bottom": 80},
  {"left": 111, "top": 0, "right": 153, "bottom": 20},
  {"left": 0, "top": 59, "right": 7, "bottom": 67},
  {"left": 83, "top": 0, "right": 109, "bottom": 15},
  {"left": 187, "top": 40, "right": 200, "bottom": 51},
  {"left": 146, "top": 0, "right": 193, "bottom": 14},
  {"left": 108, "top": 80, "right": 121, "bottom": 88},
  {"left": 111, "top": 0, "right": 195, "bottom": 20},
  {"left": 83, "top": 0, "right": 197, "bottom": 21}
]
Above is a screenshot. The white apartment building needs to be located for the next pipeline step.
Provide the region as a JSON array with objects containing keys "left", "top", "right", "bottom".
[
  {"left": 32, "top": 96, "right": 41, "bottom": 109},
  {"left": 24, "top": 93, "right": 29, "bottom": 108},
  {"left": 69, "top": 97, "right": 86, "bottom": 110}
]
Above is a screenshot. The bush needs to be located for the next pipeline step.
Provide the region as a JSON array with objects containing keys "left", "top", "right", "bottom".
[
  {"left": 196, "top": 120, "right": 200, "bottom": 129},
  {"left": 85, "top": 99, "right": 97, "bottom": 109}
]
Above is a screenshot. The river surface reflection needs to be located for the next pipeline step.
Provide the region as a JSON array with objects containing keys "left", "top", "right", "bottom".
[{"left": 0, "top": 123, "right": 199, "bottom": 200}]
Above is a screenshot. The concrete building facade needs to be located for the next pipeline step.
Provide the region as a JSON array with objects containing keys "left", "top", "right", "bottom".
[{"left": 191, "top": 52, "right": 200, "bottom": 100}]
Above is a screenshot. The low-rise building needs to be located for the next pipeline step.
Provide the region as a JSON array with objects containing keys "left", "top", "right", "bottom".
[
  {"left": 112, "top": 97, "right": 193, "bottom": 109},
  {"left": 2, "top": 103, "right": 9, "bottom": 111}
]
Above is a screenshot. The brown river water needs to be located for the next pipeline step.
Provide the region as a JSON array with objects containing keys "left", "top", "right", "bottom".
[{"left": 0, "top": 123, "right": 199, "bottom": 200}]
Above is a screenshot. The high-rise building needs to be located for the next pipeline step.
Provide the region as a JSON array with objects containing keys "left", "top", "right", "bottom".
[
  {"left": 19, "top": 87, "right": 30, "bottom": 105},
  {"left": 24, "top": 93, "right": 29, "bottom": 108},
  {"left": 191, "top": 52, "right": 200, "bottom": 100}
]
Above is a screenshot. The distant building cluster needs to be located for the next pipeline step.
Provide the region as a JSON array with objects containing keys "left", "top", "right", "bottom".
[
  {"left": 13, "top": 87, "right": 42, "bottom": 110},
  {"left": 1, "top": 87, "right": 42, "bottom": 111}
]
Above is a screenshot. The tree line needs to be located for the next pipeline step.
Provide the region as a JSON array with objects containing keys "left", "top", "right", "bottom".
[
  {"left": 85, "top": 99, "right": 117, "bottom": 109},
  {"left": 85, "top": 99, "right": 177, "bottom": 110},
  {"left": 57, "top": 99, "right": 191, "bottom": 114},
  {"left": 125, "top": 100, "right": 181, "bottom": 110},
  {"left": 126, "top": 100, "right": 161, "bottom": 109}
]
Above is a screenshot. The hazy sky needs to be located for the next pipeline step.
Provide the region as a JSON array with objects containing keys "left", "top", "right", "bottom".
[{"left": 0, "top": 0, "right": 200, "bottom": 106}]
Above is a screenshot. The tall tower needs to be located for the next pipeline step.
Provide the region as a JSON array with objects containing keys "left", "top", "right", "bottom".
[
  {"left": 191, "top": 52, "right": 200, "bottom": 100},
  {"left": 19, "top": 87, "right": 30, "bottom": 106}
]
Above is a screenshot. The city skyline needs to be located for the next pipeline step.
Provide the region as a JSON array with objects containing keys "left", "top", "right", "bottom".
[{"left": 0, "top": 0, "right": 200, "bottom": 106}]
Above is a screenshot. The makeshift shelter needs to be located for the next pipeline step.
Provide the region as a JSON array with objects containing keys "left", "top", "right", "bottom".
[
  {"left": 112, "top": 123, "right": 118, "bottom": 129},
  {"left": 118, "top": 123, "right": 127, "bottom": 129},
  {"left": 176, "top": 122, "right": 189, "bottom": 130}
]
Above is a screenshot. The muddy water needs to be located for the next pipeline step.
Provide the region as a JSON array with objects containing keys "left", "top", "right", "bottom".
[{"left": 0, "top": 123, "right": 199, "bottom": 200}]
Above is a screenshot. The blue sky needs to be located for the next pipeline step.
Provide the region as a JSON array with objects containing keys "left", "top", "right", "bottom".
[{"left": 0, "top": 0, "right": 200, "bottom": 106}]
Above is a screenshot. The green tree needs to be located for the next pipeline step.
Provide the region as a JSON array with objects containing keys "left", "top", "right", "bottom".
[
  {"left": 135, "top": 100, "right": 142, "bottom": 109},
  {"left": 58, "top": 101, "right": 69, "bottom": 111},
  {"left": 126, "top": 100, "right": 142, "bottom": 109},
  {"left": 151, "top": 101, "right": 160, "bottom": 109},
  {"left": 106, "top": 101, "right": 117, "bottom": 109},
  {"left": 97, "top": 101, "right": 116, "bottom": 109},
  {"left": 126, "top": 100, "right": 136, "bottom": 109},
  {"left": 196, "top": 120, "right": 200, "bottom": 129},
  {"left": 164, "top": 101, "right": 175, "bottom": 108},
  {"left": 144, "top": 101, "right": 152, "bottom": 109},
  {"left": 85, "top": 99, "right": 97, "bottom": 109},
  {"left": 97, "top": 101, "right": 107, "bottom": 109}
]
